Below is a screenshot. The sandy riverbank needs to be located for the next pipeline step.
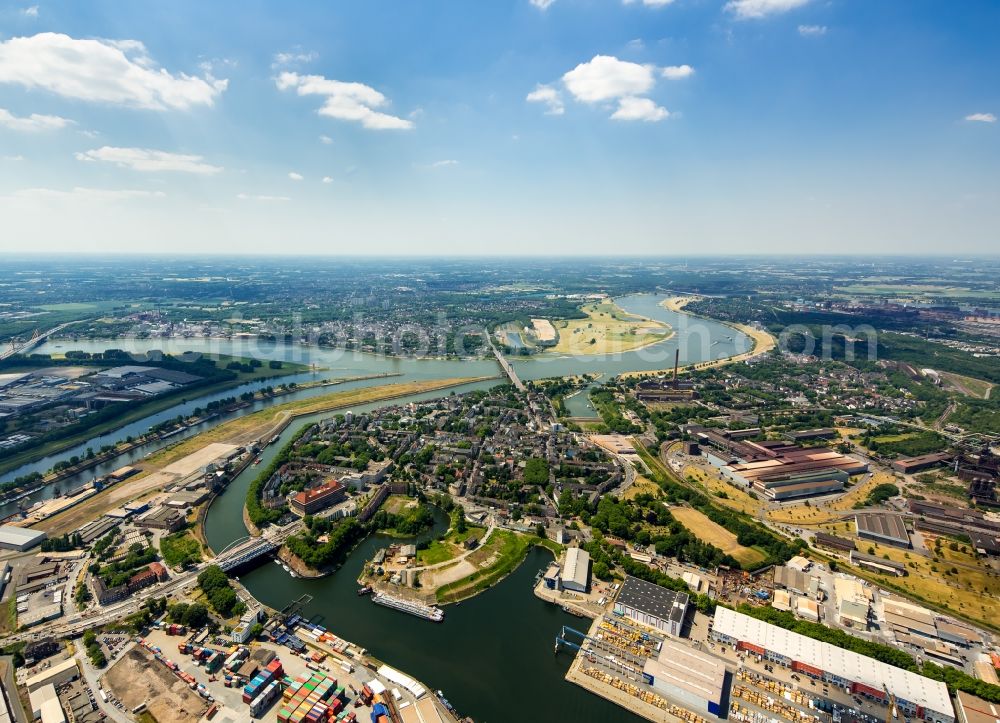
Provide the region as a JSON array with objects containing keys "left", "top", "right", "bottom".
[{"left": 618, "top": 296, "right": 776, "bottom": 380}]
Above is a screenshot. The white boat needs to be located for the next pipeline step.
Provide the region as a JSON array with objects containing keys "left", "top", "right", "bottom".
[{"left": 371, "top": 592, "right": 444, "bottom": 622}]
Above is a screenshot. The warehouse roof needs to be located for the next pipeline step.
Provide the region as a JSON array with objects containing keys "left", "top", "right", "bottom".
[
  {"left": 855, "top": 513, "right": 909, "bottom": 543},
  {"left": 24, "top": 658, "right": 79, "bottom": 692},
  {"left": 561, "top": 547, "right": 590, "bottom": 590},
  {"left": 711, "top": 607, "right": 951, "bottom": 716},
  {"left": 643, "top": 640, "right": 726, "bottom": 704},
  {"left": 616, "top": 575, "right": 689, "bottom": 623},
  {"left": 955, "top": 691, "right": 1000, "bottom": 723},
  {"left": 0, "top": 524, "right": 46, "bottom": 548}
]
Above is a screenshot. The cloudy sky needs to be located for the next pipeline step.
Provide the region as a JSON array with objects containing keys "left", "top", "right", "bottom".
[{"left": 0, "top": 0, "right": 997, "bottom": 255}]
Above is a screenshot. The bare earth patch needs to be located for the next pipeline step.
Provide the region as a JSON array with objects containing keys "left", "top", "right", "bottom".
[{"left": 103, "top": 647, "right": 207, "bottom": 723}]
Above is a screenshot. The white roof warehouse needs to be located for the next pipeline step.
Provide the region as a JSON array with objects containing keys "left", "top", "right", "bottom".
[{"left": 710, "top": 607, "right": 953, "bottom": 723}]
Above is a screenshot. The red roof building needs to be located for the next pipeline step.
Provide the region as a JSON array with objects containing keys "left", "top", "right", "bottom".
[{"left": 289, "top": 480, "right": 346, "bottom": 517}]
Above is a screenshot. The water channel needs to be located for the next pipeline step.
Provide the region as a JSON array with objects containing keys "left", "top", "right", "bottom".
[{"left": 14, "top": 294, "right": 750, "bottom": 721}]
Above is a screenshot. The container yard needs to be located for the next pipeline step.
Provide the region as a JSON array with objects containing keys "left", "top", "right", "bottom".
[{"left": 139, "top": 620, "right": 454, "bottom": 723}]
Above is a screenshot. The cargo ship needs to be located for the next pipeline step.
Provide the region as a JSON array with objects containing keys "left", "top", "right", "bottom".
[{"left": 371, "top": 592, "right": 444, "bottom": 622}]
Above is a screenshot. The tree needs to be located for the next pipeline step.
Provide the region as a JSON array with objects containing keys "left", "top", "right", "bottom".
[
  {"left": 182, "top": 603, "right": 210, "bottom": 629},
  {"left": 535, "top": 523, "right": 546, "bottom": 539}
]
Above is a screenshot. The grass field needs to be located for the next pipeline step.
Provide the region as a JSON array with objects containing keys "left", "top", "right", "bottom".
[
  {"left": 848, "top": 537, "right": 1000, "bottom": 629},
  {"left": 939, "top": 370, "right": 994, "bottom": 399},
  {"left": 681, "top": 464, "right": 763, "bottom": 516},
  {"left": 436, "top": 529, "right": 536, "bottom": 603},
  {"left": 551, "top": 300, "right": 671, "bottom": 355},
  {"left": 670, "top": 506, "right": 766, "bottom": 567},
  {"left": 623, "top": 475, "right": 660, "bottom": 500},
  {"left": 416, "top": 525, "right": 487, "bottom": 566}
]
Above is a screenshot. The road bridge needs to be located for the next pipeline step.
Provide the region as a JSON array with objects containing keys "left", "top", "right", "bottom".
[
  {"left": 1, "top": 322, "right": 79, "bottom": 361},
  {"left": 485, "top": 328, "right": 525, "bottom": 391},
  {"left": 216, "top": 535, "right": 278, "bottom": 572}
]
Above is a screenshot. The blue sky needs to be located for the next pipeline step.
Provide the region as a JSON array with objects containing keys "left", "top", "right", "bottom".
[{"left": 0, "top": 0, "right": 997, "bottom": 255}]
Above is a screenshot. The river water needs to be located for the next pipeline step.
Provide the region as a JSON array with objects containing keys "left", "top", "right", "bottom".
[{"left": 16, "top": 295, "right": 747, "bottom": 721}]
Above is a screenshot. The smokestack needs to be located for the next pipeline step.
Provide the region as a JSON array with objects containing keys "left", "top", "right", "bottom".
[{"left": 673, "top": 349, "right": 680, "bottom": 388}]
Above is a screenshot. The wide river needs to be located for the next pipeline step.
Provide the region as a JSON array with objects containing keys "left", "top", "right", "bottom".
[{"left": 16, "top": 295, "right": 749, "bottom": 721}]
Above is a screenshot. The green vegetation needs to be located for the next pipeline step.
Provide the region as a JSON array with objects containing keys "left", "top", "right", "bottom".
[
  {"left": 83, "top": 630, "right": 107, "bottom": 668},
  {"left": 167, "top": 601, "right": 210, "bottom": 629},
  {"left": 159, "top": 531, "right": 203, "bottom": 568},
  {"left": 370, "top": 503, "right": 436, "bottom": 536},
  {"left": 859, "top": 483, "right": 900, "bottom": 507},
  {"left": 590, "top": 386, "right": 643, "bottom": 434},
  {"left": 437, "top": 530, "right": 537, "bottom": 603},
  {"left": 864, "top": 430, "right": 948, "bottom": 458},
  {"left": 197, "top": 565, "right": 245, "bottom": 619},
  {"left": 285, "top": 518, "right": 366, "bottom": 570},
  {"left": 523, "top": 457, "right": 549, "bottom": 485}
]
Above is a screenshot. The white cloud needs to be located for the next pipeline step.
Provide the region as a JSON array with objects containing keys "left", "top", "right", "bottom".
[
  {"left": 272, "top": 50, "right": 318, "bottom": 69},
  {"left": 626, "top": 39, "right": 645, "bottom": 51},
  {"left": 319, "top": 135, "right": 333, "bottom": 144},
  {"left": 611, "top": 96, "right": 669, "bottom": 122},
  {"left": 623, "top": 0, "right": 676, "bottom": 6},
  {"left": 725, "top": 0, "right": 810, "bottom": 19},
  {"left": 7, "top": 186, "right": 165, "bottom": 201},
  {"left": 288, "top": 171, "right": 304, "bottom": 181},
  {"left": 236, "top": 193, "right": 290, "bottom": 202},
  {"left": 75, "top": 146, "right": 223, "bottom": 174},
  {"left": 0, "top": 107, "right": 73, "bottom": 131},
  {"left": 3, "top": 154, "right": 25, "bottom": 161},
  {"left": 798, "top": 24, "right": 827, "bottom": 36},
  {"left": 0, "top": 33, "right": 227, "bottom": 110},
  {"left": 21, "top": 5, "right": 39, "bottom": 17},
  {"left": 429, "top": 159, "right": 458, "bottom": 168},
  {"left": 562, "top": 55, "right": 656, "bottom": 103},
  {"left": 321, "top": 176, "right": 333, "bottom": 184},
  {"left": 276, "top": 72, "right": 413, "bottom": 130},
  {"left": 526, "top": 83, "right": 565, "bottom": 115},
  {"left": 530, "top": 0, "right": 556, "bottom": 9},
  {"left": 662, "top": 64, "right": 695, "bottom": 80},
  {"left": 965, "top": 113, "right": 996, "bottom": 123}
]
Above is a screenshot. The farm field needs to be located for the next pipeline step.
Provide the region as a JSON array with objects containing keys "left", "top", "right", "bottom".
[{"left": 670, "top": 506, "right": 767, "bottom": 567}]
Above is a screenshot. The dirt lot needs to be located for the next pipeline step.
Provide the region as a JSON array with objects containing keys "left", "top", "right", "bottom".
[
  {"left": 102, "top": 647, "right": 208, "bottom": 723},
  {"left": 670, "top": 505, "right": 766, "bottom": 567}
]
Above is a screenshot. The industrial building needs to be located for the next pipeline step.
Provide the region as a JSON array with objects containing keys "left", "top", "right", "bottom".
[
  {"left": 710, "top": 607, "right": 954, "bottom": 723},
  {"left": 850, "top": 550, "right": 906, "bottom": 576},
  {"left": 715, "top": 440, "right": 867, "bottom": 500},
  {"left": 956, "top": 691, "right": 1000, "bottom": 723},
  {"left": 0, "top": 524, "right": 46, "bottom": 551},
  {"left": 813, "top": 531, "right": 855, "bottom": 553},
  {"left": 289, "top": 479, "right": 346, "bottom": 517},
  {"left": 891, "top": 453, "right": 954, "bottom": 474},
  {"left": 24, "top": 658, "right": 80, "bottom": 692},
  {"left": 641, "top": 640, "right": 727, "bottom": 718},
  {"left": 613, "top": 575, "right": 689, "bottom": 636},
  {"left": 855, "top": 513, "right": 910, "bottom": 547},
  {"left": 28, "top": 684, "right": 65, "bottom": 723},
  {"left": 559, "top": 547, "right": 591, "bottom": 593}
]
